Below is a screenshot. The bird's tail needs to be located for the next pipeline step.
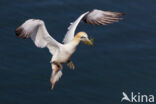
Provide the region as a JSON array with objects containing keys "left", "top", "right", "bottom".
[{"left": 50, "top": 64, "right": 63, "bottom": 89}]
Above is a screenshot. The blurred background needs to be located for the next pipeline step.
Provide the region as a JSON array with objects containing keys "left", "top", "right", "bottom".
[{"left": 0, "top": 0, "right": 156, "bottom": 104}]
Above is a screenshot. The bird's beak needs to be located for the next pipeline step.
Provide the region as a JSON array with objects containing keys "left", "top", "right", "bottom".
[{"left": 83, "top": 37, "right": 94, "bottom": 46}]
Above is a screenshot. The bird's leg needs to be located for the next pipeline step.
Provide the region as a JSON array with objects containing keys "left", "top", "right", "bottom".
[
  {"left": 52, "top": 61, "right": 63, "bottom": 70},
  {"left": 67, "top": 60, "right": 75, "bottom": 70}
]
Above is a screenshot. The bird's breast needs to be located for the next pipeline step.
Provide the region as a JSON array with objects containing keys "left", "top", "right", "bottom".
[{"left": 52, "top": 46, "right": 76, "bottom": 63}]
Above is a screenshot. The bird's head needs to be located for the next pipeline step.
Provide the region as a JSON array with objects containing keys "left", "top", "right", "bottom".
[{"left": 74, "top": 32, "right": 94, "bottom": 46}]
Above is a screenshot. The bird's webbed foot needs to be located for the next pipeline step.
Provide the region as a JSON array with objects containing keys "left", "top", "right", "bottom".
[
  {"left": 67, "top": 60, "right": 75, "bottom": 70},
  {"left": 52, "top": 61, "right": 63, "bottom": 70}
]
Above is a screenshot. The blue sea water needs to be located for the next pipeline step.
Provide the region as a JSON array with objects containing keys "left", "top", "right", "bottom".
[{"left": 0, "top": 0, "right": 156, "bottom": 104}]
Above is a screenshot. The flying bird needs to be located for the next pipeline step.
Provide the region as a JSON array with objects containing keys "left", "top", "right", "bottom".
[{"left": 15, "top": 9, "right": 124, "bottom": 89}]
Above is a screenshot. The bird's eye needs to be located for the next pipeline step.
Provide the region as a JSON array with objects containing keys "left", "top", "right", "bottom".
[{"left": 81, "top": 36, "right": 86, "bottom": 39}]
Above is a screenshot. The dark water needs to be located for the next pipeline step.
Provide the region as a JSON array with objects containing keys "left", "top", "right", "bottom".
[{"left": 1, "top": 0, "right": 156, "bottom": 104}]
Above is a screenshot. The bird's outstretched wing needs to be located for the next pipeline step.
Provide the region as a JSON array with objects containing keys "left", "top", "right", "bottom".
[
  {"left": 63, "top": 9, "right": 124, "bottom": 44},
  {"left": 83, "top": 9, "right": 124, "bottom": 25},
  {"left": 15, "top": 19, "right": 62, "bottom": 55},
  {"left": 62, "top": 12, "right": 89, "bottom": 44}
]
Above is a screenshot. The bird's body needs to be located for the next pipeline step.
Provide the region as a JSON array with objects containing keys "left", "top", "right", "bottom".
[
  {"left": 15, "top": 9, "right": 124, "bottom": 89},
  {"left": 51, "top": 39, "right": 78, "bottom": 63}
]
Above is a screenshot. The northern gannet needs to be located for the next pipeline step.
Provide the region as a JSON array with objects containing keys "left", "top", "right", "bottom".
[{"left": 15, "top": 9, "right": 124, "bottom": 89}]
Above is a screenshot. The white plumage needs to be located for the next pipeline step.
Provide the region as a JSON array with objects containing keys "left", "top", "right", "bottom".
[
  {"left": 63, "top": 12, "right": 89, "bottom": 44},
  {"left": 15, "top": 9, "right": 124, "bottom": 89}
]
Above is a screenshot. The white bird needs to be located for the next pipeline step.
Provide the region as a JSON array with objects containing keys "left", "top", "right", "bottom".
[
  {"left": 15, "top": 9, "right": 124, "bottom": 89},
  {"left": 121, "top": 92, "right": 131, "bottom": 102}
]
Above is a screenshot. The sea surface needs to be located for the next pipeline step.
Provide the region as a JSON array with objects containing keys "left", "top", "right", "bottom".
[{"left": 0, "top": 0, "right": 156, "bottom": 104}]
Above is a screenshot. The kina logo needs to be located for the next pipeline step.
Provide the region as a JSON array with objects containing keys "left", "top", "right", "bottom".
[{"left": 121, "top": 92, "right": 154, "bottom": 103}]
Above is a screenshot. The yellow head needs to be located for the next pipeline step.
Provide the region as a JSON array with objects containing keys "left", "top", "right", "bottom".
[{"left": 74, "top": 32, "right": 94, "bottom": 46}]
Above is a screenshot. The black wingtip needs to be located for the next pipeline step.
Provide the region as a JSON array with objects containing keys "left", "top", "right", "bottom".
[
  {"left": 15, "top": 27, "right": 22, "bottom": 36},
  {"left": 15, "top": 27, "right": 27, "bottom": 39}
]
